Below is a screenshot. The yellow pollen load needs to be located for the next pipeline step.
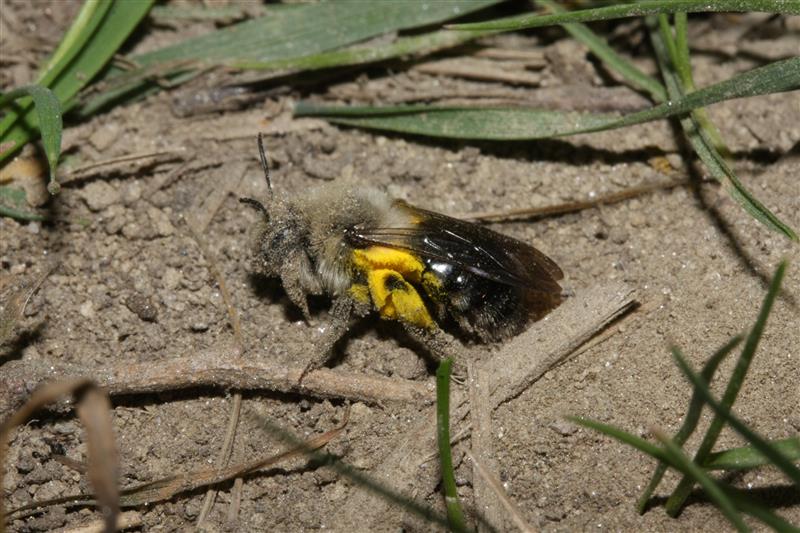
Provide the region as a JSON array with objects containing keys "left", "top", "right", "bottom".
[{"left": 351, "top": 246, "right": 434, "bottom": 329}]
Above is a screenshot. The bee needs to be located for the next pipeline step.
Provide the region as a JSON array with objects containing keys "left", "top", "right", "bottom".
[{"left": 241, "top": 135, "right": 563, "bottom": 377}]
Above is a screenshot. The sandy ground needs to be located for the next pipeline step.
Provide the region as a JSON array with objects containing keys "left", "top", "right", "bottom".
[{"left": 1, "top": 3, "right": 799, "bottom": 531}]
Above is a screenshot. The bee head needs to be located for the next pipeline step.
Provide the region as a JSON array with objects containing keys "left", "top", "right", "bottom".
[{"left": 240, "top": 135, "right": 309, "bottom": 277}]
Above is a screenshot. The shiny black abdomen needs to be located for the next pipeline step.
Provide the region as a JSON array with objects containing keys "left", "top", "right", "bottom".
[{"left": 421, "top": 258, "right": 530, "bottom": 341}]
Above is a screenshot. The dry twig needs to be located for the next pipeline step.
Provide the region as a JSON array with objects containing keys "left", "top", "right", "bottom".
[
  {"left": 467, "top": 362, "right": 504, "bottom": 533},
  {"left": 59, "top": 150, "right": 185, "bottom": 184},
  {"left": 463, "top": 181, "right": 688, "bottom": 223},
  {"left": 0, "top": 352, "right": 434, "bottom": 416}
]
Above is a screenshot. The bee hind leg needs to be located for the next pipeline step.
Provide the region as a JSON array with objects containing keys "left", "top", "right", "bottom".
[{"left": 400, "top": 323, "right": 467, "bottom": 368}]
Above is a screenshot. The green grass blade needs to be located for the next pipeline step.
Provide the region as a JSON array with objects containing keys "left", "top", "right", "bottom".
[
  {"left": 229, "top": 28, "right": 493, "bottom": 71},
  {"left": 637, "top": 335, "right": 742, "bottom": 513},
  {"left": 449, "top": 0, "right": 800, "bottom": 32},
  {"left": 536, "top": 0, "right": 667, "bottom": 102},
  {"left": 35, "top": 0, "right": 112, "bottom": 88},
  {"left": 0, "top": 86, "right": 62, "bottom": 193},
  {"left": 295, "top": 104, "right": 619, "bottom": 140},
  {"left": 149, "top": 4, "right": 257, "bottom": 21},
  {"left": 436, "top": 358, "right": 467, "bottom": 533},
  {"left": 140, "top": 1, "right": 498, "bottom": 67},
  {"left": 666, "top": 261, "right": 794, "bottom": 514},
  {"left": 295, "top": 55, "right": 800, "bottom": 142},
  {"left": 76, "top": 0, "right": 500, "bottom": 114},
  {"left": 572, "top": 416, "right": 798, "bottom": 530},
  {"left": 659, "top": 13, "right": 796, "bottom": 239},
  {"left": 724, "top": 487, "right": 800, "bottom": 531},
  {"left": 671, "top": 347, "right": 800, "bottom": 485},
  {"left": 0, "top": 186, "right": 47, "bottom": 221},
  {"left": 0, "top": 0, "right": 110, "bottom": 135},
  {"left": 0, "top": 0, "right": 154, "bottom": 167},
  {"left": 569, "top": 417, "right": 670, "bottom": 462},
  {"left": 694, "top": 121, "right": 796, "bottom": 239},
  {"left": 648, "top": 17, "right": 797, "bottom": 241},
  {"left": 703, "top": 437, "right": 800, "bottom": 471},
  {"left": 654, "top": 429, "right": 749, "bottom": 532}
]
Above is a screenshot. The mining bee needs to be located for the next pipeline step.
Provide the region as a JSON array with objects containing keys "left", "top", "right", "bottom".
[{"left": 241, "top": 135, "right": 563, "bottom": 377}]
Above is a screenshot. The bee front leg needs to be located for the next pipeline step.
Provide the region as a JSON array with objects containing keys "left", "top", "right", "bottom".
[{"left": 281, "top": 253, "right": 322, "bottom": 324}]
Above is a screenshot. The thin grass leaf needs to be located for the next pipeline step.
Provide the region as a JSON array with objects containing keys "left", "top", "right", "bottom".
[
  {"left": 76, "top": 0, "right": 500, "bottom": 115},
  {"left": 448, "top": 0, "right": 800, "bottom": 32},
  {"left": 295, "top": 104, "right": 619, "bottom": 140},
  {"left": 647, "top": 18, "right": 797, "bottom": 241},
  {"left": 229, "top": 28, "right": 493, "bottom": 72},
  {"left": 0, "top": 0, "right": 154, "bottom": 167},
  {"left": 568, "top": 416, "right": 671, "bottom": 463},
  {"left": 574, "top": 417, "right": 795, "bottom": 530},
  {"left": 142, "top": 1, "right": 498, "bottom": 67},
  {"left": 671, "top": 347, "right": 800, "bottom": 485},
  {"left": 666, "top": 260, "right": 793, "bottom": 514},
  {"left": 150, "top": 4, "right": 256, "bottom": 21},
  {"left": 436, "top": 358, "right": 467, "bottom": 532},
  {"left": 35, "top": 0, "right": 113, "bottom": 88},
  {"left": 637, "top": 335, "right": 743, "bottom": 513},
  {"left": 653, "top": 429, "right": 749, "bottom": 533},
  {"left": 660, "top": 13, "right": 732, "bottom": 158},
  {"left": 295, "top": 55, "right": 800, "bottom": 143},
  {"left": 703, "top": 437, "right": 800, "bottom": 471},
  {"left": 673, "top": 13, "right": 692, "bottom": 87},
  {"left": 0, "top": 185, "right": 47, "bottom": 221},
  {"left": 660, "top": 11, "right": 794, "bottom": 236},
  {"left": 724, "top": 487, "right": 800, "bottom": 531},
  {"left": 0, "top": 86, "right": 62, "bottom": 193},
  {"left": 536, "top": 0, "right": 667, "bottom": 102}
]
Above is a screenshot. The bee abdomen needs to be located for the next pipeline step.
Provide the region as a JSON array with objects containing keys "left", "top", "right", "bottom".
[{"left": 423, "top": 260, "right": 529, "bottom": 341}]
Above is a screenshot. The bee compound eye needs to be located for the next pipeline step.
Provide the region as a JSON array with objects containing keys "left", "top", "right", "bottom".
[{"left": 269, "top": 228, "right": 290, "bottom": 250}]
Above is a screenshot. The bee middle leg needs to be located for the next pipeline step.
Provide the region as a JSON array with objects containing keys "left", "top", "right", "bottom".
[{"left": 298, "top": 295, "right": 368, "bottom": 384}]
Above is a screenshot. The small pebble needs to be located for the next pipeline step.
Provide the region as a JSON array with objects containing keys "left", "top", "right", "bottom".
[
  {"left": 608, "top": 226, "right": 629, "bottom": 244},
  {"left": 319, "top": 137, "right": 337, "bottom": 154},
  {"left": 549, "top": 419, "right": 578, "bottom": 436},
  {"left": 79, "top": 300, "right": 94, "bottom": 319},
  {"left": 80, "top": 181, "right": 120, "bottom": 211},
  {"left": 147, "top": 206, "right": 175, "bottom": 237},
  {"left": 101, "top": 205, "right": 126, "bottom": 235},
  {"left": 162, "top": 267, "right": 182, "bottom": 290},
  {"left": 88, "top": 123, "right": 122, "bottom": 151},
  {"left": 124, "top": 294, "right": 158, "bottom": 322}
]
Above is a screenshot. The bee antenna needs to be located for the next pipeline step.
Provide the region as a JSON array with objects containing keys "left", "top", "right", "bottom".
[
  {"left": 239, "top": 197, "right": 268, "bottom": 217},
  {"left": 257, "top": 133, "right": 272, "bottom": 194}
]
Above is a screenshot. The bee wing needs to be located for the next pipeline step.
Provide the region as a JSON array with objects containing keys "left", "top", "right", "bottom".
[{"left": 349, "top": 201, "right": 563, "bottom": 294}]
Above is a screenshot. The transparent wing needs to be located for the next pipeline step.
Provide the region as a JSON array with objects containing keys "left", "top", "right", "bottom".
[{"left": 347, "top": 201, "right": 563, "bottom": 294}]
